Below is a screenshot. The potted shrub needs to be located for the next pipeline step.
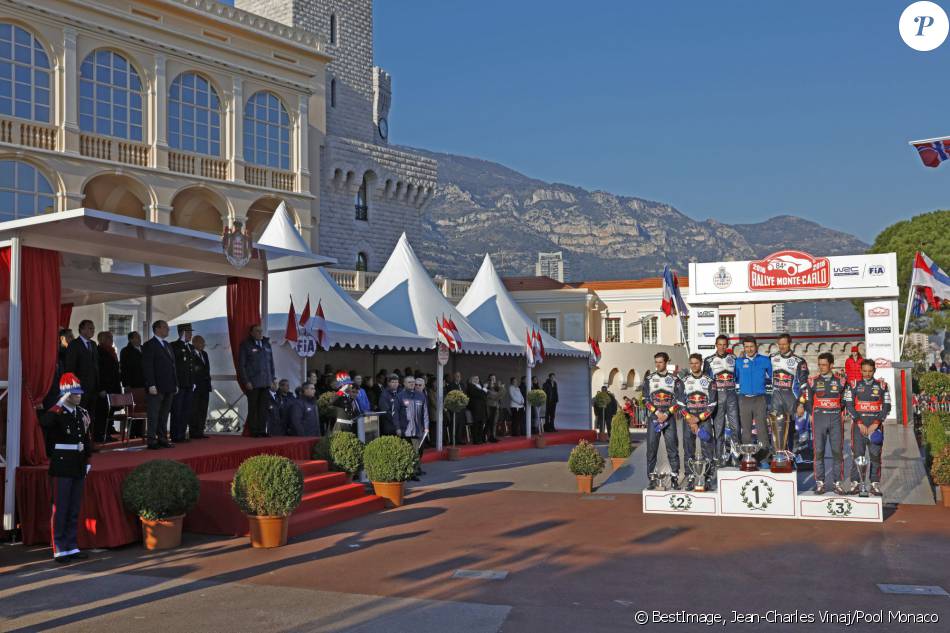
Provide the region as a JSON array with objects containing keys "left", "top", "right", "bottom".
[
  {"left": 608, "top": 410, "right": 632, "bottom": 469},
  {"left": 121, "top": 460, "right": 200, "bottom": 550},
  {"left": 444, "top": 389, "right": 469, "bottom": 460},
  {"left": 363, "top": 435, "right": 418, "bottom": 507},
  {"left": 592, "top": 390, "right": 612, "bottom": 440},
  {"left": 527, "top": 389, "right": 547, "bottom": 447},
  {"left": 568, "top": 440, "right": 605, "bottom": 494},
  {"left": 312, "top": 434, "right": 332, "bottom": 464},
  {"left": 330, "top": 431, "right": 364, "bottom": 479},
  {"left": 931, "top": 446, "right": 950, "bottom": 509},
  {"left": 231, "top": 455, "right": 303, "bottom": 548},
  {"left": 317, "top": 391, "right": 340, "bottom": 428}
]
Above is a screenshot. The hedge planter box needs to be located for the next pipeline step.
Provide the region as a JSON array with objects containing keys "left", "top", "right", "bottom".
[
  {"left": 576, "top": 475, "right": 594, "bottom": 494},
  {"left": 248, "top": 515, "right": 290, "bottom": 548},
  {"left": 372, "top": 481, "right": 406, "bottom": 507},
  {"left": 141, "top": 515, "right": 184, "bottom": 550}
]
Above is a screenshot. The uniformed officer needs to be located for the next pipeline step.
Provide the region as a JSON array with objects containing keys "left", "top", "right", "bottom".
[
  {"left": 643, "top": 352, "right": 683, "bottom": 490},
  {"left": 169, "top": 323, "right": 197, "bottom": 443},
  {"left": 39, "top": 372, "right": 93, "bottom": 563},
  {"left": 288, "top": 382, "right": 320, "bottom": 436},
  {"left": 803, "top": 352, "right": 848, "bottom": 495},
  {"left": 679, "top": 353, "right": 718, "bottom": 491},
  {"left": 844, "top": 359, "right": 890, "bottom": 496}
]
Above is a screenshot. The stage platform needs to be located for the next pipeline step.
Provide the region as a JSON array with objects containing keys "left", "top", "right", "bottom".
[
  {"left": 5, "top": 436, "right": 316, "bottom": 548},
  {"left": 422, "top": 430, "right": 597, "bottom": 463}
]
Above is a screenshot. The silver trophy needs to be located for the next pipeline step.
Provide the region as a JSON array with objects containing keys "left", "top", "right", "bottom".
[
  {"left": 767, "top": 413, "right": 794, "bottom": 473},
  {"left": 688, "top": 458, "right": 712, "bottom": 492},
  {"left": 737, "top": 442, "right": 763, "bottom": 472},
  {"left": 853, "top": 455, "right": 871, "bottom": 498}
]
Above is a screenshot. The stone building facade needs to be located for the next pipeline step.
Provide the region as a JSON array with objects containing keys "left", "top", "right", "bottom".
[{"left": 236, "top": 0, "right": 437, "bottom": 272}]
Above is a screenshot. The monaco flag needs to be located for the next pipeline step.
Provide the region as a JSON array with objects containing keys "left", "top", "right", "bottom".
[
  {"left": 533, "top": 328, "right": 545, "bottom": 364},
  {"left": 587, "top": 336, "right": 602, "bottom": 363},
  {"left": 312, "top": 300, "right": 330, "bottom": 351},
  {"left": 299, "top": 295, "right": 311, "bottom": 328},
  {"left": 911, "top": 136, "right": 950, "bottom": 168},
  {"left": 437, "top": 317, "right": 456, "bottom": 350},
  {"left": 910, "top": 251, "right": 950, "bottom": 317},
  {"left": 446, "top": 317, "right": 463, "bottom": 351},
  {"left": 285, "top": 297, "right": 298, "bottom": 343},
  {"left": 525, "top": 327, "right": 536, "bottom": 365}
]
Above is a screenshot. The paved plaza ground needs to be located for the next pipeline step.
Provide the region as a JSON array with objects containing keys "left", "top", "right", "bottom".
[{"left": 2, "top": 443, "right": 949, "bottom": 633}]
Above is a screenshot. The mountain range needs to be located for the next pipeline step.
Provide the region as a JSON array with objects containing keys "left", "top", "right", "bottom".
[{"left": 406, "top": 147, "right": 870, "bottom": 328}]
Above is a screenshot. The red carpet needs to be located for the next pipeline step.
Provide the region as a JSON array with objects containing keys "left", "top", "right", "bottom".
[
  {"left": 422, "top": 430, "right": 597, "bottom": 463},
  {"left": 185, "top": 459, "right": 384, "bottom": 538},
  {"left": 7, "top": 436, "right": 315, "bottom": 548}
]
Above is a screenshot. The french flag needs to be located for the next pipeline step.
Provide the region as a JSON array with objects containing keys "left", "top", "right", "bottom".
[
  {"left": 910, "top": 251, "right": 950, "bottom": 316},
  {"left": 913, "top": 137, "right": 950, "bottom": 168},
  {"left": 661, "top": 265, "right": 689, "bottom": 317}
]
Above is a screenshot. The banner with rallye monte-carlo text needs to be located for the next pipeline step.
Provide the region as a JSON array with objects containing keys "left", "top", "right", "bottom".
[{"left": 687, "top": 251, "right": 898, "bottom": 304}]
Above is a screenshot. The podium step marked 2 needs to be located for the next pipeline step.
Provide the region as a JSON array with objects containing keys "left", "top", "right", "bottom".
[{"left": 642, "top": 468, "right": 883, "bottom": 522}]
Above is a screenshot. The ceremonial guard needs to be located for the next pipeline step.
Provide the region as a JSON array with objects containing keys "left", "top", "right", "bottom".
[
  {"left": 643, "top": 352, "right": 683, "bottom": 490},
  {"left": 769, "top": 333, "right": 809, "bottom": 455},
  {"left": 703, "top": 335, "right": 739, "bottom": 466},
  {"left": 844, "top": 359, "right": 890, "bottom": 496},
  {"left": 803, "top": 352, "right": 848, "bottom": 495},
  {"left": 169, "top": 323, "right": 197, "bottom": 443},
  {"left": 679, "top": 353, "right": 718, "bottom": 490},
  {"left": 40, "top": 373, "right": 93, "bottom": 563}
]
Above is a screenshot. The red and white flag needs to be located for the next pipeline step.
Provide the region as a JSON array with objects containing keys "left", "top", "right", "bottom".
[
  {"left": 525, "top": 327, "right": 535, "bottom": 365},
  {"left": 285, "top": 297, "right": 298, "bottom": 343},
  {"left": 299, "top": 295, "right": 312, "bottom": 328},
  {"left": 437, "top": 318, "right": 456, "bottom": 350},
  {"left": 587, "top": 336, "right": 601, "bottom": 363},
  {"left": 446, "top": 317, "right": 463, "bottom": 351},
  {"left": 312, "top": 300, "right": 330, "bottom": 351},
  {"left": 533, "top": 328, "right": 545, "bottom": 364}
]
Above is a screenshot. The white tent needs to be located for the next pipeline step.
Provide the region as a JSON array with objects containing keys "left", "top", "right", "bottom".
[
  {"left": 457, "top": 255, "right": 593, "bottom": 431},
  {"left": 358, "top": 233, "right": 522, "bottom": 356}
]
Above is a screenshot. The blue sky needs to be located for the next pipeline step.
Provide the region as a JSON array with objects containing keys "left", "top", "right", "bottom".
[{"left": 372, "top": 0, "right": 950, "bottom": 242}]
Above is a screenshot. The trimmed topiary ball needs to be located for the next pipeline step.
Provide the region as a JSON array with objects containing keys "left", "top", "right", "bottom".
[
  {"left": 363, "top": 436, "right": 418, "bottom": 483},
  {"left": 121, "top": 459, "right": 200, "bottom": 521},
  {"left": 330, "top": 431, "right": 364, "bottom": 477},
  {"left": 231, "top": 455, "right": 303, "bottom": 517},
  {"left": 568, "top": 440, "right": 605, "bottom": 477},
  {"left": 527, "top": 389, "right": 547, "bottom": 408},
  {"left": 444, "top": 389, "right": 469, "bottom": 412}
]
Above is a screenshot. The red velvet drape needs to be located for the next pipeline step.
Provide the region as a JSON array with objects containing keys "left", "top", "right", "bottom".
[
  {"left": 226, "top": 277, "right": 261, "bottom": 437},
  {"left": 0, "top": 247, "right": 60, "bottom": 466},
  {"left": 59, "top": 303, "right": 73, "bottom": 329}
]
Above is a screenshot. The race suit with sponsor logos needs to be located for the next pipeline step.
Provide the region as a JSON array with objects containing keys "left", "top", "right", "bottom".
[
  {"left": 844, "top": 378, "right": 891, "bottom": 483},
  {"left": 642, "top": 370, "right": 683, "bottom": 477},
  {"left": 703, "top": 352, "right": 739, "bottom": 463},
  {"left": 804, "top": 373, "right": 847, "bottom": 484},
  {"left": 678, "top": 372, "right": 718, "bottom": 466},
  {"left": 769, "top": 352, "right": 809, "bottom": 452}
]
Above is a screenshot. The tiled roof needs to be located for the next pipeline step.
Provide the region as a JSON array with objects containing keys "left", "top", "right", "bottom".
[
  {"left": 570, "top": 276, "right": 689, "bottom": 290},
  {"left": 502, "top": 276, "right": 568, "bottom": 291}
]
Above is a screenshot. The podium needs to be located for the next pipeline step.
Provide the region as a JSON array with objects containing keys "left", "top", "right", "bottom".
[{"left": 642, "top": 468, "right": 883, "bottom": 523}]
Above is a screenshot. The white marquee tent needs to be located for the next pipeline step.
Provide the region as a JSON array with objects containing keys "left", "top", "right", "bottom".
[{"left": 457, "top": 255, "right": 593, "bottom": 431}]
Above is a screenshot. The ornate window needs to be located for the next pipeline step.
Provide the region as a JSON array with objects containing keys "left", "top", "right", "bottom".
[
  {"left": 168, "top": 72, "right": 221, "bottom": 156},
  {"left": 330, "top": 14, "right": 337, "bottom": 45},
  {"left": 355, "top": 175, "right": 368, "bottom": 220},
  {"left": 243, "top": 91, "right": 290, "bottom": 170},
  {"left": 0, "top": 160, "right": 54, "bottom": 221},
  {"left": 330, "top": 78, "right": 336, "bottom": 108},
  {"left": 0, "top": 23, "right": 51, "bottom": 122},
  {"left": 356, "top": 251, "right": 368, "bottom": 272},
  {"left": 79, "top": 49, "right": 144, "bottom": 141}
]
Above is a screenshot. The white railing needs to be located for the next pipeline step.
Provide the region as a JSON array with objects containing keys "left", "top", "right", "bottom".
[{"left": 0, "top": 117, "right": 57, "bottom": 150}]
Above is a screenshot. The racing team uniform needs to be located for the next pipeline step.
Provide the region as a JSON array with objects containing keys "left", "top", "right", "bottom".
[
  {"left": 678, "top": 371, "right": 718, "bottom": 490},
  {"left": 844, "top": 377, "right": 891, "bottom": 493},
  {"left": 769, "top": 351, "right": 809, "bottom": 454},
  {"left": 643, "top": 370, "right": 683, "bottom": 489},
  {"left": 804, "top": 372, "right": 848, "bottom": 493},
  {"left": 703, "top": 351, "right": 739, "bottom": 466}
]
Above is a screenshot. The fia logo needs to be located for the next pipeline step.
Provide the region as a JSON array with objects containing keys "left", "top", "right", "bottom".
[{"left": 867, "top": 265, "right": 885, "bottom": 276}]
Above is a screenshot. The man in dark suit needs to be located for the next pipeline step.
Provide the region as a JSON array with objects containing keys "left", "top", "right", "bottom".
[
  {"left": 120, "top": 331, "right": 145, "bottom": 390},
  {"left": 543, "top": 373, "right": 559, "bottom": 433},
  {"left": 190, "top": 334, "right": 211, "bottom": 439},
  {"left": 64, "top": 320, "right": 100, "bottom": 440},
  {"left": 170, "top": 323, "right": 197, "bottom": 443},
  {"left": 238, "top": 324, "right": 276, "bottom": 437},
  {"left": 142, "top": 320, "right": 177, "bottom": 449},
  {"left": 95, "top": 331, "right": 121, "bottom": 442}
]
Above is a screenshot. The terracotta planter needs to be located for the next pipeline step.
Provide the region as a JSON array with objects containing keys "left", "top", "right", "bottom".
[
  {"left": 447, "top": 446, "right": 462, "bottom": 461},
  {"left": 941, "top": 485, "right": 950, "bottom": 508},
  {"left": 372, "top": 481, "right": 406, "bottom": 507},
  {"left": 611, "top": 457, "right": 627, "bottom": 470},
  {"left": 140, "top": 515, "right": 184, "bottom": 550},
  {"left": 247, "top": 515, "right": 289, "bottom": 548},
  {"left": 534, "top": 435, "right": 547, "bottom": 449},
  {"left": 576, "top": 475, "right": 594, "bottom": 494}
]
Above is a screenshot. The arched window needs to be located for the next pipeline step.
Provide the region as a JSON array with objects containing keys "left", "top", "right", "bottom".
[
  {"left": 330, "top": 14, "right": 337, "bottom": 45},
  {"left": 0, "top": 160, "right": 54, "bottom": 221},
  {"left": 355, "top": 175, "right": 368, "bottom": 221},
  {"left": 243, "top": 91, "right": 290, "bottom": 170},
  {"left": 330, "top": 78, "right": 336, "bottom": 108},
  {"left": 0, "top": 23, "right": 51, "bottom": 122},
  {"left": 79, "top": 49, "right": 144, "bottom": 141},
  {"left": 356, "top": 251, "right": 368, "bottom": 272},
  {"left": 168, "top": 72, "right": 221, "bottom": 156}
]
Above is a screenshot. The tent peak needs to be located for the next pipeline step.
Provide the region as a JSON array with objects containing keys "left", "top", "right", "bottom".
[{"left": 258, "top": 201, "right": 310, "bottom": 254}]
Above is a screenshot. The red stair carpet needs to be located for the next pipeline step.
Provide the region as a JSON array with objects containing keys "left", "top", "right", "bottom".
[{"left": 185, "top": 460, "right": 385, "bottom": 538}]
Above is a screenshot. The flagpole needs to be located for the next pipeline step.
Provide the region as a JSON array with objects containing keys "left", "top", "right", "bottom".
[{"left": 899, "top": 271, "right": 917, "bottom": 359}]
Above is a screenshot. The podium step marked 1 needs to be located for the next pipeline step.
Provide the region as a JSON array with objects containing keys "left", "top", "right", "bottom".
[{"left": 642, "top": 467, "right": 883, "bottom": 523}]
